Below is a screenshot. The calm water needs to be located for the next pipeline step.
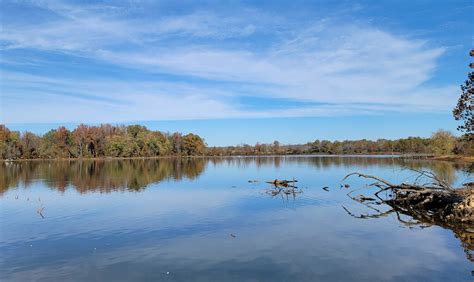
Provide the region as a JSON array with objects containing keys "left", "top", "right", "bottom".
[{"left": 1, "top": 156, "right": 473, "bottom": 281}]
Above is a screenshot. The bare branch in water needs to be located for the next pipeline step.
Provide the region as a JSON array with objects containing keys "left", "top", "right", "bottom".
[
  {"left": 342, "top": 171, "right": 474, "bottom": 262},
  {"left": 342, "top": 172, "right": 395, "bottom": 188}
]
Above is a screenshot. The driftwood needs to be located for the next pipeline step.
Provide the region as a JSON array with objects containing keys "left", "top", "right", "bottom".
[
  {"left": 265, "top": 179, "right": 302, "bottom": 199},
  {"left": 343, "top": 170, "right": 474, "bottom": 261},
  {"left": 266, "top": 179, "right": 298, "bottom": 188}
]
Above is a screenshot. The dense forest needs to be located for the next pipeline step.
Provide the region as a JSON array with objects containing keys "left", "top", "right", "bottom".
[
  {"left": 0, "top": 124, "right": 206, "bottom": 160},
  {"left": 0, "top": 124, "right": 472, "bottom": 160}
]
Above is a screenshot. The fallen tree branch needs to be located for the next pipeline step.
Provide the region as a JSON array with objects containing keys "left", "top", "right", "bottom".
[
  {"left": 342, "top": 172, "right": 395, "bottom": 188},
  {"left": 342, "top": 170, "right": 474, "bottom": 262}
]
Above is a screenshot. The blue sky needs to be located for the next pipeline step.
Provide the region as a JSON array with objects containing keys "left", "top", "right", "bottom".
[{"left": 0, "top": 0, "right": 472, "bottom": 146}]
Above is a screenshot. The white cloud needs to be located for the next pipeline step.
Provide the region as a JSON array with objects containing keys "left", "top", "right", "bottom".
[{"left": 0, "top": 1, "right": 458, "bottom": 123}]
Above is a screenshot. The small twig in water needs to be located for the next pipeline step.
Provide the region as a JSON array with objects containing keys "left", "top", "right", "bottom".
[{"left": 37, "top": 207, "right": 45, "bottom": 219}]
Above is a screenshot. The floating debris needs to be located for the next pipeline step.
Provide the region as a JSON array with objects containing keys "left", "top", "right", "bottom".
[
  {"left": 248, "top": 180, "right": 259, "bottom": 183},
  {"left": 265, "top": 179, "right": 302, "bottom": 199},
  {"left": 266, "top": 179, "right": 298, "bottom": 188},
  {"left": 230, "top": 233, "right": 236, "bottom": 238},
  {"left": 322, "top": 186, "right": 330, "bottom": 192}
]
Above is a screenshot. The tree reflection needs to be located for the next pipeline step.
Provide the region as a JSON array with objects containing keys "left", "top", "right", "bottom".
[
  {"left": 347, "top": 203, "right": 474, "bottom": 265},
  {"left": 1, "top": 156, "right": 470, "bottom": 195},
  {"left": 208, "top": 156, "right": 467, "bottom": 187},
  {"left": 0, "top": 158, "right": 206, "bottom": 194}
]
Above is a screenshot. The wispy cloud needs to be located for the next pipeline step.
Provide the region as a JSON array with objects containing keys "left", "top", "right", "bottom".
[{"left": 0, "top": 0, "right": 460, "bottom": 124}]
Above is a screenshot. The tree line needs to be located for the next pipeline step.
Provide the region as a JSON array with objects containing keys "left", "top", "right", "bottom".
[
  {"left": 1, "top": 124, "right": 472, "bottom": 160},
  {"left": 208, "top": 130, "right": 473, "bottom": 157},
  {"left": 0, "top": 124, "right": 206, "bottom": 160}
]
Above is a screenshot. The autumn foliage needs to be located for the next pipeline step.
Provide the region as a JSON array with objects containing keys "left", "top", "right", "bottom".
[
  {"left": 1, "top": 125, "right": 471, "bottom": 160},
  {"left": 208, "top": 130, "right": 472, "bottom": 156},
  {"left": 0, "top": 124, "right": 206, "bottom": 160}
]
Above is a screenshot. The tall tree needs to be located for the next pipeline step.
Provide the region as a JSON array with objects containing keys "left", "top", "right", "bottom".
[
  {"left": 453, "top": 49, "right": 473, "bottom": 139},
  {"left": 54, "top": 126, "right": 73, "bottom": 158},
  {"left": 170, "top": 132, "right": 183, "bottom": 155},
  {"left": 20, "top": 131, "right": 40, "bottom": 159},
  {"left": 72, "top": 124, "right": 89, "bottom": 158}
]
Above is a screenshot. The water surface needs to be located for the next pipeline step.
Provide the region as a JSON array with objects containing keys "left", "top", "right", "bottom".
[{"left": 1, "top": 156, "right": 473, "bottom": 281}]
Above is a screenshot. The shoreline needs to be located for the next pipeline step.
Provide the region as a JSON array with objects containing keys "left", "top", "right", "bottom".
[
  {"left": 429, "top": 155, "right": 474, "bottom": 162},
  {"left": 3, "top": 154, "right": 473, "bottom": 163}
]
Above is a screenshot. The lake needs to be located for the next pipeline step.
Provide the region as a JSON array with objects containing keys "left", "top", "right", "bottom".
[{"left": 1, "top": 156, "right": 473, "bottom": 281}]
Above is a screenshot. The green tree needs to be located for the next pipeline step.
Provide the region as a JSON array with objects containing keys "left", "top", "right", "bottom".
[
  {"left": 330, "top": 141, "right": 343, "bottom": 154},
  {"left": 127, "top": 125, "right": 148, "bottom": 138},
  {"left": 39, "top": 129, "right": 58, "bottom": 158},
  {"left": 453, "top": 50, "right": 473, "bottom": 138},
  {"left": 272, "top": 140, "right": 281, "bottom": 154},
  {"left": 108, "top": 135, "right": 140, "bottom": 157},
  {"left": 430, "top": 130, "right": 455, "bottom": 156}
]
